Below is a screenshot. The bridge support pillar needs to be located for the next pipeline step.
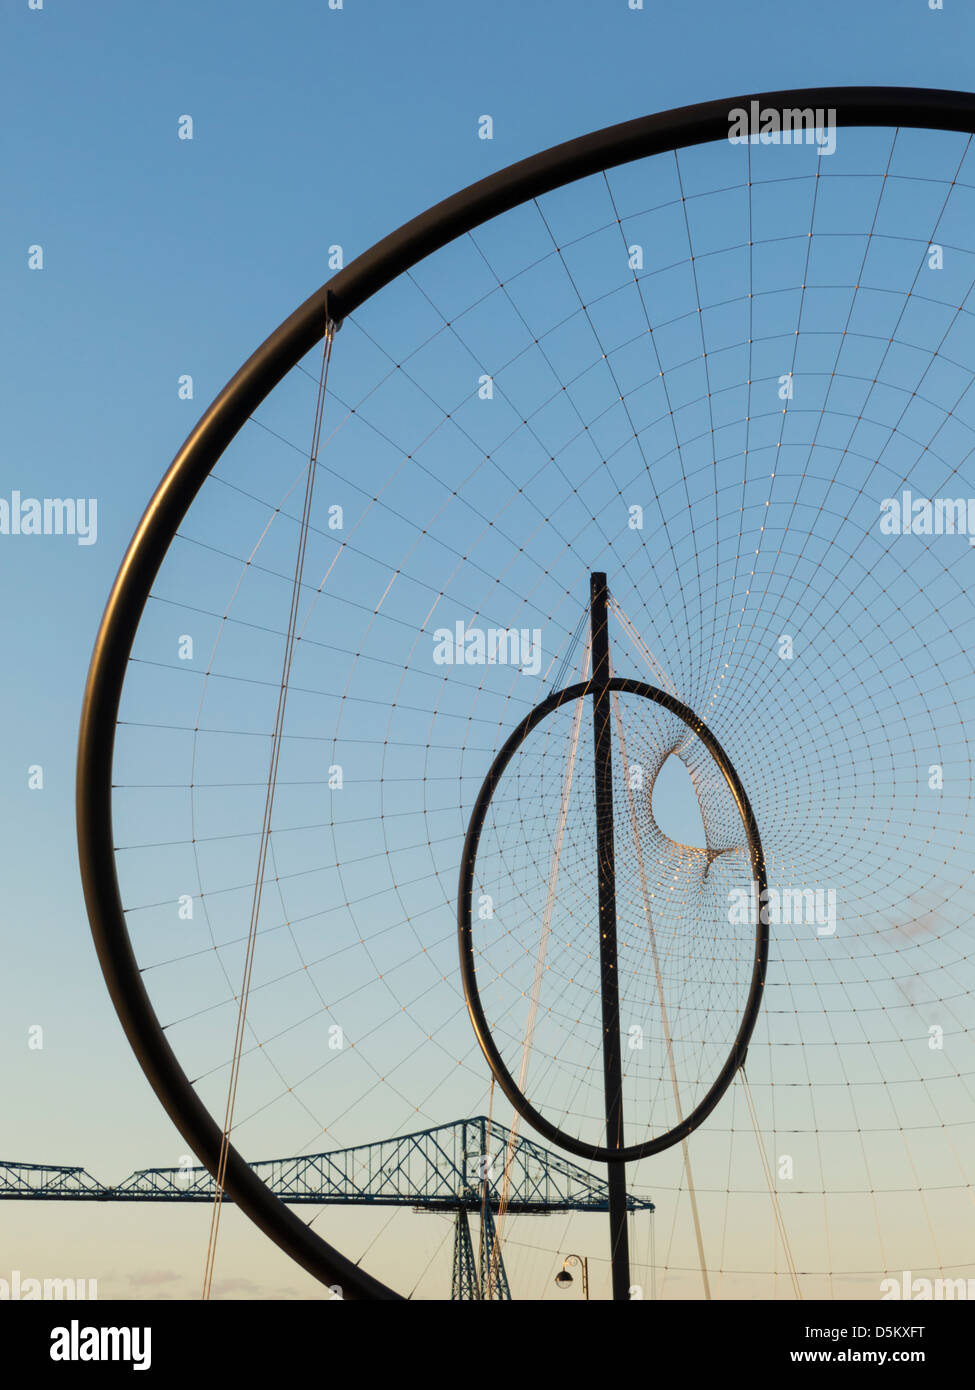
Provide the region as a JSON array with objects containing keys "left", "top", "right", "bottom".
[
  {"left": 451, "top": 1207, "right": 479, "bottom": 1300},
  {"left": 478, "top": 1203, "right": 511, "bottom": 1300}
]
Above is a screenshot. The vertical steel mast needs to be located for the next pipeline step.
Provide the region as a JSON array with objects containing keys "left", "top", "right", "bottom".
[{"left": 589, "top": 571, "right": 631, "bottom": 1300}]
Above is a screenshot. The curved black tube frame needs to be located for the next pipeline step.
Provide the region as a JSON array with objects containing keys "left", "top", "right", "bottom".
[
  {"left": 77, "top": 87, "right": 975, "bottom": 1298},
  {"left": 457, "top": 677, "right": 768, "bottom": 1164}
]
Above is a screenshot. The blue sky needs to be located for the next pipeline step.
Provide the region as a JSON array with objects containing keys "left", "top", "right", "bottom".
[{"left": 4, "top": 0, "right": 975, "bottom": 1301}]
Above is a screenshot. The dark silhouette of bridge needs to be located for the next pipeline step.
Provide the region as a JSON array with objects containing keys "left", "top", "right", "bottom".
[{"left": 1, "top": 1115, "right": 654, "bottom": 1300}]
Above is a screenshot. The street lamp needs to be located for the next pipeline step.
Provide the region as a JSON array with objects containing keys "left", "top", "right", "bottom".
[{"left": 555, "top": 1253, "right": 589, "bottom": 1299}]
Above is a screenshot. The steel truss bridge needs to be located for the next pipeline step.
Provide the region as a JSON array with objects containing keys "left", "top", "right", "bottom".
[{"left": 1, "top": 1116, "right": 653, "bottom": 1300}]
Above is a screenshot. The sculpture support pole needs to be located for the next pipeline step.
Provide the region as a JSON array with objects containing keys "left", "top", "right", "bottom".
[{"left": 589, "top": 571, "right": 631, "bottom": 1301}]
